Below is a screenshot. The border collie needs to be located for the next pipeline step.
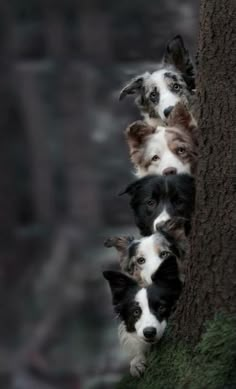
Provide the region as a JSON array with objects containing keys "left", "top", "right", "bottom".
[
  {"left": 119, "top": 35, "right": 195, "bottom": 125},
  {"left": 103, "top": 256, "right": 182, "bottom": 377},
  {"left": 125, "top": 103, "right": 198, "bottom": 177},
  {"left": 104, "top": 218, "right": 187, "bottom": 285},
  {"left": 120, "top": 174, "right": 195, "bottom": 236}
]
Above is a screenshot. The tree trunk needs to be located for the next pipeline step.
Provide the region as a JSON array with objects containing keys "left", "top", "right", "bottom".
[{"left": 173, "top": 0, "right": 236, "bottom": 343}]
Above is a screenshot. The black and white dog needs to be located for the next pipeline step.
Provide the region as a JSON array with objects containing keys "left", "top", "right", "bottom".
[
  {"left": 120, "top": 174, "right": 195, "bottom": 236},
  {"left": 103, "top": 256, "right": 182, "bottom": 377},
  {"left": 104, "top": 218, "right": 187, "bottom": 285},
  {"left": 119, "top": 35, "right": 195, "bottom": 125}
]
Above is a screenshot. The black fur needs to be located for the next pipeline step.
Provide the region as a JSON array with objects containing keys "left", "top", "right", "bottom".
[
  {"left": 120, "top": 174, "right": 195, "bottom": 236},
  {"left": 163, "top": 35, "right": 195, "bottom": 90},
  {"left": 103, "top": 257, "right": 182, "bottom": 332},
  {"left": 119, "top": 36, "right": 195, "bottom": 122}
]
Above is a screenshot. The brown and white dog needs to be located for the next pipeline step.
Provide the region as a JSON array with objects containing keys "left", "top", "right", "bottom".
[
  {"left": 125, "top": 103, "right": 198, "bottom": 177},
  {"left": 104, "top": 218, "right": 188, "bottom": 286}
]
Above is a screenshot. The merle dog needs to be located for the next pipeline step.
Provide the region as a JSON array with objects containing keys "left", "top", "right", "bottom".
[{"left": 119, "top": 35, "right": 196, "bottom": 125}]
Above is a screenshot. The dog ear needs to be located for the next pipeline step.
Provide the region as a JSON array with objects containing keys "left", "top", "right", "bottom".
[
  {"left": 104, "top": 236, "right": 134, "bottom": 252},
  {"left": 118, "top": 180, "right": 140, "bottom": 196},
  {"left": 125, "top": 120, "right": 156, "bottom": 149},
  {"left": 119, "top": 74, "right": 148, "bottom": 101},
  {"left": 163, "top": 35, "right": 195, "bottom": 90},
  {"left": 158, "top": 217, "right": 189, "bottom": 257},
  {"left": 151, "top": 256, "right": 182, "bottom": 290},
  {"left": 104, "top": 236, "right": 135, "bottom": 273},
  {"left": 103, "top": 270, "right": 137, "bottom": 304},
  {"left": 167, "top": 103, "right": 197, "bottom": 131}
]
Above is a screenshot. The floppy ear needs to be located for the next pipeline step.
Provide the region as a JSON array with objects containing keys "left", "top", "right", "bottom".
[
  {"left": 158, "top": 217, "right": 189, "bottom": 257},
  {"left": 167, "top": 103, "right": 197, "bottom": 131},
  {"left": 119, "top": 74, "right": 148, "bottom": 101},
  {"left": 103, "top": 270, "right": 137, "bottom": 304},
  {"left": 163, "top": 35, "right": 195, "bottom": 90},
  {"left": 104, "top": 236, "right": 134, "bottom": 252},
  {"left": 151, "top": 256, "right": 182, "bottom": 290},
  {"left": 104, "top": 236, "right": 135, "bottom": 273},
  {"left": 125, "top": 120, "right": 156, "bottom": 149},
  {"left": 118, "top": 179, "right": 140, "bottom": 196}
]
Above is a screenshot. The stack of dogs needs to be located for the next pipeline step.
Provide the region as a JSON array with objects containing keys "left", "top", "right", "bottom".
[{"left": 102, "top": 36, "right": 198, "bottom": 378}]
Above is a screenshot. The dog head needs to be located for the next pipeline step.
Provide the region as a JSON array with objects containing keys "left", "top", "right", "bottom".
[
  {"left": 103, "top": 256, "right": 182, "bottom": 343},
  {"left": 104, "top": 218, "right": 187, "bottom": 285},
  {"left": 119, "top": 35, "right": 195, "bottom": 124},
  {"left": 125, "top": 103, "right": 198, "bottom": 177},
  {"left": 120, "top": 174, "right": 195, "bottom": 236}
]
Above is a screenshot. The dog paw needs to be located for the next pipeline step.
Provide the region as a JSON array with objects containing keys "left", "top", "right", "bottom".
[{"left": 130, "top": 356, "right": 147, "bottom": 378}]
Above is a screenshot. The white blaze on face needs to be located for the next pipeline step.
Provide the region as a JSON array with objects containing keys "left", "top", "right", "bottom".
[
  {"left": 137, "top": 235, "right": 163, "bottom": 284},
  {"left": 134, "top": 288, "right": 167, "bottom": 341},
  {"left": 142, "top": 127, "right": 190, "bottom": 176},
  {"left": 149, "top": 69, "right": 181, "bottom": 121},
  {"left": 153, "top": 208, "right": 171, "bottom": 231}
]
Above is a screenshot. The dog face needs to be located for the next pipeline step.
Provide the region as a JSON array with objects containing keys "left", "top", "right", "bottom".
[
  {"left": 121, "top": 174, "right": 195, "bottom": 236},
  {"left": 104, "top": 218, "right": 187, "bottom": 285},
  {"left": 125, "top": 103, "right": 198, "bottom": 177},
  {"left": 119, "top": 36, "right": 195, "bottom": 124},
  {"left": 103, "top": 256, "right": 182, "bottom": 344}
]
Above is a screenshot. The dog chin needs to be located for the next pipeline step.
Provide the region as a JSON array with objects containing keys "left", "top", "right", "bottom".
[{"left": 140, "top": 337, "right": 158, "bottom": 345}]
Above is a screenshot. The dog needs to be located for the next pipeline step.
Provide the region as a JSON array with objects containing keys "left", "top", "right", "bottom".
[
  {"left": 120, "top": 173, "right": 195, "bottom": 236},
  {"left": 103, "top": 256, "right": 182, "bottom": 377},
  {"left": 104, "top": 218, "right": 187, "bottom": 285},
  {"left": 125, "top": 103, "right": 198, "bottom": 177},
  {"left": 119, "top": 35, "right": 196, "bottom": 125}
]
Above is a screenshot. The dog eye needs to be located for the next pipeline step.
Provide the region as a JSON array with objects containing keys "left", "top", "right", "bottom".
[
  {"left": 159, "top": 305, "right": 167, "bottom": 314},
  {"left": 152, "top": 155, "right": 159, "bottom": 162},
  {"left": 176, "top": 147, "right": 186, "bottom": 155},
  {"left": 133, "top": 308, "right": 141, "bottom": 317},
  {"left": 173, "top": 83, "right": 181, "bottom": 91},
  {"left": 160, "top": 250, "right": 171, "bottom": 259},
  {"left": 146, "top": 199, "right": 156, "bottom": 207},
  {"left": 149, "top": 90, "right": 159, "bottom": 102},
  {"left": 137, "top": 257, "right": 145, "bottom": 265}
]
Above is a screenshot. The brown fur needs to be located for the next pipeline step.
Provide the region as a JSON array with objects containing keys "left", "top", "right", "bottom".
[
  {"left": 125, "top": 121, "right": 156, "bottom": 167},
  {"left": 104, "top": 236, "right": 135, "bottom": 273},
  {"left": 104, "top": 218, "right": 188, "bottom": 285},
  {"left": 125, "top": 103, "right": 198, "bottom": 176},
  {"left": 167, "top": 102, "right": 198, "bottom": 141}
]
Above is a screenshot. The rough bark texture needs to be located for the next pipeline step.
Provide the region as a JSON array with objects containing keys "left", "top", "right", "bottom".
[{"left": 173, "top": 0, "right": 236, "bottom": 343}]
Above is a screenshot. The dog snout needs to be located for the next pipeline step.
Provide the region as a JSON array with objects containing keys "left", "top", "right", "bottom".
[
  {"left": 163, "top": 167, "right": 177, "bottom": 175},
  {"left": 163, "top": 106, "right": 174, "bottom": 118},
  {"left": 143, "top": 327, "right": 157, "bottom": 340}
]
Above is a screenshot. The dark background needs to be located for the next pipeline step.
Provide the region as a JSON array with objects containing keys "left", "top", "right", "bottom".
[{"left": 0, "top": 1, "right": 199, "bottom": 388}]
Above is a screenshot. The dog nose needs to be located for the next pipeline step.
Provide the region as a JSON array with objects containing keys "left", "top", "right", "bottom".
[
  {"left": 143, "top": 327, "right": 157, "bottom": 340},
  {"left": 163, "top": 167, "right": 177, "bottom": 175},
  {"left": 163, "top": 106, "right": 174, "bottom": 118}
]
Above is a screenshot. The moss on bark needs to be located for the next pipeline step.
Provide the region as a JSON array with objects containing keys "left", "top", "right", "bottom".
[{"left": 117, "top": 315, "right": 236, "bottom": 389}]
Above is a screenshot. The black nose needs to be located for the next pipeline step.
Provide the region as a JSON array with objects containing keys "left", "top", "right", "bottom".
[
  {"left": 143, "top": 327, "right": 157, "bottom": 339},
  {"left": 164, "top": 106, "right": 174, "bottom": 118},
  {"left": 163, "top": 167, "right": 177, "bottom": 175}
]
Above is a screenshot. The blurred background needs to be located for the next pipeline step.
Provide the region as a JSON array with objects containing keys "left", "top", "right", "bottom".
[{"left": 0, "top": 1, "right": 199, "bottom": 388}]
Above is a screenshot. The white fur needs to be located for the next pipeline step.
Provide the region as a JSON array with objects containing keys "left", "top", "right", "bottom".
[
  {"left": 136, "top": 126, "right": 191, "bottom": 177},
  {"left": 134, "top": 289, "right": 167, "bottom": 341},
  {"left": 118, "top": 321, "right": 150, "bottom": 377},
  {"left": 118, "top": 289, "right": 167, "bottom": 377},
  {"left": 137, "top": 235, "right": 163, "bottom": 284},
  {"left": 118, "top": 321, "right": 150, "bottom": 360},
  {"left": 147, "top": 69, "right": 181, "bottom": 122},
  {"left": 153, "top": 208, "right": 171, "bottom": 231}
]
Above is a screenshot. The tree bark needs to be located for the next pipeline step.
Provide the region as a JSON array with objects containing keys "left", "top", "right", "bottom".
[{"left": 173, "top": 0, "right": 236, "bottom": 343}]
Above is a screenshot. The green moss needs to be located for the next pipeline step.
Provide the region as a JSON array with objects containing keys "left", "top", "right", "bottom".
[{"left": 117, "top": 314, "right": 236, "bottom": 389}]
